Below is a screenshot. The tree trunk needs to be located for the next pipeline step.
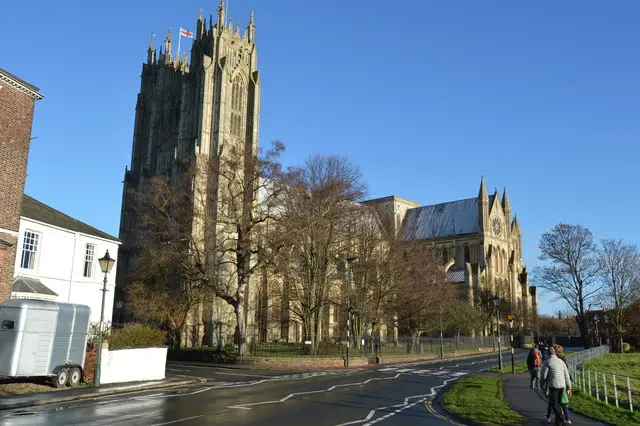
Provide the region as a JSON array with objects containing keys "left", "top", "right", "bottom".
[
  {"left": 577, "top": 316, "right": 590, "bottom": 348},
  {"left": 234, "top": 303, "right": 247, "bottom": 355}
]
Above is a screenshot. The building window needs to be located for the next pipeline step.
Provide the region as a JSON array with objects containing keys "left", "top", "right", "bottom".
[
  {"left": 84, "top": 243, "right": 95, "bottom": 278},
  {"left": 20, "top": 231, "right": 40, "bottom": 269},
  {"left": 230, "top": 74, "right": 245, "bottom": 137}
]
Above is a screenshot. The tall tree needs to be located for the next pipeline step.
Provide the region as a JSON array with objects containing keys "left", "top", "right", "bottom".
[
  {"left": 598, "top": 239, "right": 640, "bottom": 352},
  {"left": 122, "top": 175, "right": 207, "bottom": 348},
  {"left": 272, "top": 154, "right": 366, "bottom": 353},
  {"left": 127, "top": 141, "right": 286, "bottom": 353},
  {"left": 392, "top": 243, "right": 456, "bottom": 348},
  {"left": 533, "top": 224, "right": 600, "bottom": 348}
]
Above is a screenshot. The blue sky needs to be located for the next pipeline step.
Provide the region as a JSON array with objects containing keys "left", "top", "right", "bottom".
[{"left": 3, "top": 1, "right": 639, "bottom": 316}]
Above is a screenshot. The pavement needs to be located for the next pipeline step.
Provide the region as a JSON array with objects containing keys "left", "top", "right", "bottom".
[
  {"left": 502, "top": 374, "right": 605, "bottom": 425},
  {"left": 0, "top": 350, "right": 527, "bottom": 426}
]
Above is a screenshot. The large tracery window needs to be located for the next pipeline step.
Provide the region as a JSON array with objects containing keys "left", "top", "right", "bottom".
[{"left": 230, "top": 75, "right": 245, "bottom": 137}]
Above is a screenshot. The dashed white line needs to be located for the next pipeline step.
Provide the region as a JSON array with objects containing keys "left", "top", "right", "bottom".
[
  {"left": 150, "top": 415, "right": 205, "bottom": 426},
  {"left": 227, "top": 374, "right": 402, "bottom": 410}
]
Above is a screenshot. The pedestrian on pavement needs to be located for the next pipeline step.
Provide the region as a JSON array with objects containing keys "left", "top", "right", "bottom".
[
  {"left": 527, "top": 346, "right": 543, "bottom": 390},
  {"left": 553, "top": 345, "right": 572, "bottom": 423},
  {"left": 542, "top": 346, "right": 572, "bottom": 426}
]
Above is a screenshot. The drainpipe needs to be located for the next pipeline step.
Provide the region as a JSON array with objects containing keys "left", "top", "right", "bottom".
[{"left": 67, "top": 232, "right": 78, "bottom": 302}]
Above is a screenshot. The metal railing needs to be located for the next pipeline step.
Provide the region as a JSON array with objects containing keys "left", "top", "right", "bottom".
[
  {"left": 248, "top": 335, "right": 509, "bottom": 358},
  {"left": 565, "top": 344, "right": 610, "bottom": 370},
  {"left": 568, "top": 346, "right": 638, "bottom": 413}
]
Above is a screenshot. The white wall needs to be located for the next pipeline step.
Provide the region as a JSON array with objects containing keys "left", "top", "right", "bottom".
[
  {"left": 99, "top": 346, "right": 167, "bottom": 384},
  {"left": 12, "top": 217, "right": 120, "bottom": 325}
]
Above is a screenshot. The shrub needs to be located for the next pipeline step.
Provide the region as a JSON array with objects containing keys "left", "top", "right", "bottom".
[
  {"left": 107, "top": 323, "right": 166, "bottom": 349},
  {"left": 623, "top": 342, "right": 631, "bottom": 353}
]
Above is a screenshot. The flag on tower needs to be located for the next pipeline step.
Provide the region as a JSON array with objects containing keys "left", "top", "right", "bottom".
[{"left": 180, "top": 28, "right": 194, "bottom": 39}]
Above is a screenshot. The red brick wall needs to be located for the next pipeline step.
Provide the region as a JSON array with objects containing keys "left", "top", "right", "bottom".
[
  {"left": 0, "top": 239, "right": 18, "bottom": 301},
  {"left": 83, "top": 345, "right": 98, "bottom": 383},
  {"left": 0, "top": 78, "right": 38, "bottom": 302}
]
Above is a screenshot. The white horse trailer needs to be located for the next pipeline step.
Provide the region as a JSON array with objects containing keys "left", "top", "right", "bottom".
[{"left": 0, "top": 299, "right": 91, "bottom": 387}]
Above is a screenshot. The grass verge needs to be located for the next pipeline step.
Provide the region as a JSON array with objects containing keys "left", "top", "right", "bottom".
[
  {"left": 570, "top": 353, "right": 640, "bottom": 425},
  {"left": 442, "top": 375, "right": 524, "bottom": 425},
  {"left": 569, "top": 389, "right": 640, "bottom": 425}
]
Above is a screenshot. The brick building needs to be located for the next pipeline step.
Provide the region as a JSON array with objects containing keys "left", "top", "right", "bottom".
[{"left": 0, "top": 68, "right": 44, "bottom": 302}]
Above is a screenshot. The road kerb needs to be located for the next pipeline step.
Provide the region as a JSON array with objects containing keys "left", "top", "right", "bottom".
[{"left": 0, "top": 379, "right": 195, "bottom": 411}]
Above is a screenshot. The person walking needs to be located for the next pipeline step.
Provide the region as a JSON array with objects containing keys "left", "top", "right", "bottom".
[
  {"left": 542, "top": 346, "right": 572, "bottom": 426},
  {"left": 554, "top": 345, "right": 572, "bottom": 423},
  {"left": 527, "top": 346, "right": 543, "bottom": 390}
]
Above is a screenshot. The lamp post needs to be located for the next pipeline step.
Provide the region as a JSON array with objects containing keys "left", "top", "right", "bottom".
[
  {"left": 439, "top": 306, "right": 444, "bottom": 358},
  {"left": 493, "top": 295, "right": 503, "bottom": 370},
  {"left": 507, "top": 314, "right": 515, "bottom": 374},
  {"left": 345, "top": 257, "right": 359, "bottom": 367},
  {"left": 94, "top": 250, "right": 116, "bottom": 387},
  {"left": 593, "top": 314, "right": 600, "bottom": 346}
]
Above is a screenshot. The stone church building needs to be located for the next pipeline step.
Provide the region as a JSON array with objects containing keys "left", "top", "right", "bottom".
[
  {"left": 366, "top": 178, "right": 538, "bottom": 335},
  {"left": 116, "top": 2, "right": 262, "bottom": 346},
  {"left": 116, "top": 4, "right": 537, "bottom": 347}
]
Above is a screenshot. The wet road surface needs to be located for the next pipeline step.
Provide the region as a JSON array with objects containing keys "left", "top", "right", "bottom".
[{"left": 0, "top": 350, "right": 526, "bottom": 426}]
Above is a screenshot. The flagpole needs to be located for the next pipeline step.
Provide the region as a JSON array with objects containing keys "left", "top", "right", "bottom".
[{"left": 177, "top": 31, "right": 182, "bottom": 61}]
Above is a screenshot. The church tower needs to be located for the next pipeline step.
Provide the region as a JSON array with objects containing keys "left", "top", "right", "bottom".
[{"left": 116, "top": 3, "right": 260, "bottom": 346}]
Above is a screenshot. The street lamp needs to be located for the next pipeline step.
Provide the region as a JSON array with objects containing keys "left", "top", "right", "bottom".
[
  {"left": 493, "top": 295, "right": 503, "bottom": 370},
  {"left": 345, "top": 257, "right": 359, "bottom": 367},
  {"left": 593, "top": 314, "right": 600, "bottom": 346},
  {"left": 507, "top": 314, "right": 515, "bottom": 374},
  {"left": 439, "top": 306, "right": 444, "bottom": 358},
  {"left": 94, "top": 250, "right": 116, "bottom": 387}
]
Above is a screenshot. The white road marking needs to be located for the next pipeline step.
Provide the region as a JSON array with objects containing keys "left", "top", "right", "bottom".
[
  {"left": 198, "top": 370, "right": 274, "bottom": 378},
  {"left": 227, "top": 374, "right": 402, "bottom": 410},
  {"left": 334, "top": 375, "right": 462, "bottom": 426},
  {"left": 394, "top": 368, "right": 416, "bottom": 373},
  {"left": 150, "top": 415, "right": 205, "bottom": 426}
]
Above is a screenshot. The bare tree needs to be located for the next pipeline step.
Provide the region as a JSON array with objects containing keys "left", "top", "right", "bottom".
[
  {"left": 126, "top": 141, "right": 286, "bottom": 354},
  {"left": 598, "top": 239, "right": 640, "bottom": 352},
  {"left": 271, "top": 154, "right": 366, "bottom": 353},
  {"left": 472, "top": 277, "right": 513, "bottom": 337},
  {"left": 533, "top": 224, "right": 601, "bottom": 348},
  {"left": 391, "top": 243, "right": 456, "bottom": 348},
  {"left": 123, "top": 175, "right": 206, "bottom": 348},
  {"left": 203, "top": 141, "right": 286, "bottom": 354}
]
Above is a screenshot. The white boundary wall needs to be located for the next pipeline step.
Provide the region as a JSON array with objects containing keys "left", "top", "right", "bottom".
[{"left": 99, "top": 346, "right": 167, "bottom": 384}]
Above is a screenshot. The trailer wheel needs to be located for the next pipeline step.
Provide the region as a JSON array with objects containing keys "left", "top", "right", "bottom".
[
  {"left": 53, "top": 368, "right": 69, "bottom": 388},
  {"left": 68, "top": 367, "right": 82, "bottom": 386}
]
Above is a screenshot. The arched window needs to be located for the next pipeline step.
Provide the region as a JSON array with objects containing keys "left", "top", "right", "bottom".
[
  {"left": 230, "top": 74, "right": 244, "bottom": 137},
  {"left": 464, "top": 245, "right": 471, "bottom": 264}
]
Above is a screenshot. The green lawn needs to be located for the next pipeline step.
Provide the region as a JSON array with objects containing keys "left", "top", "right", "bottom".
[
  {"left": 575, "top": 353, "right": 640, "bottom": 416},
  {"left": 569, "top": 389, "right": 640, "bottom": 426},
  {"left": 582, "top": 353, "right": 640, "bottom": 378},
  {"left": 442, "top": 375, "right": 524, "bottom": 425}
]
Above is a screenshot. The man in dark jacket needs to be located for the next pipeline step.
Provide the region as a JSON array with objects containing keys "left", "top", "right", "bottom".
[{"left": 527, "top": 346, "right": 543, "bottom": 390}]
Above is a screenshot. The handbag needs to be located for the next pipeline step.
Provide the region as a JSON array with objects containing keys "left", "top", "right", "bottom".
[{"left": 561, "top": 388, "right": 569, "bottom": 405}]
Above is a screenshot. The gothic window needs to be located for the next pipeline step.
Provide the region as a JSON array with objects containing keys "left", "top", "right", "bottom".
[{"left": 230, "top": 75, "right": 245, "bottom": 138}]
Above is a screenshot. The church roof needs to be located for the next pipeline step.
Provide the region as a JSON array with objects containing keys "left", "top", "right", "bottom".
[{"left": 401, "top": 195, "right": 495, "bottom": 241}]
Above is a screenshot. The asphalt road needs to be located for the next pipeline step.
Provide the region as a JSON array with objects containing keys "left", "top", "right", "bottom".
[{"left": 0, "top": 350, "right": 527, "bottom": 426}]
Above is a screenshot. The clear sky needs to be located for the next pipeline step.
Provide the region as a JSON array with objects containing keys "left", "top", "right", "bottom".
[{"left": 3, "top": 1, "right": 639, "bottom": 315}]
